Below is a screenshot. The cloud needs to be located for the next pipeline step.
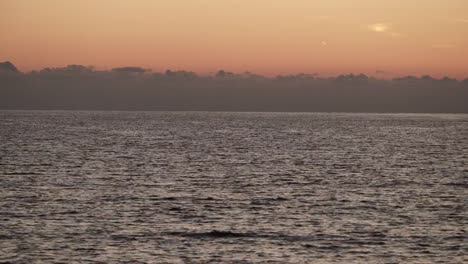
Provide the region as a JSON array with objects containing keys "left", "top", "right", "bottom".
[
  {"left": 432, "top": 44, "right": 456, "bottom": 49},
  {"left": 111, "top": 67, "right": 147, "bottom": 73},
  {"left": 367, "top": 23, "right": 400, "bottom": 37},
  {"left": 36, "top": 64, "right": 94, "bottom": 74},
  {"left": 437, "top": 17, "right": 468, "bottom": 24},
  {"left": 0, "top": 61, "right": 19, "bottom": 73},
  {"left": 1, "top": 61, "right": 467, "bottom": 113},
  {"left": 375, "top": 70, "right": 388, "bottom": 75},
  {"left": 368, "top": 23, "right": 390, "bottom": 33},
  {"left": 165, "top": 69, "right": 198, "bottom": 79},
  {"left": 455, "top": 18, "right": 468, "bottom": 23},
  {"left": 314, "top": 16, "right": 330, "bottom": 20}
]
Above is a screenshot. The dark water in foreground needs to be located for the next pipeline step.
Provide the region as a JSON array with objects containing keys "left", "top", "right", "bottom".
[{"left": 0, "top": 111, "right": 467, "bottom": 263}]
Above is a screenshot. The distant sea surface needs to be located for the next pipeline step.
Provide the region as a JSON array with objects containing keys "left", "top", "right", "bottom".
[{"left": 0, "top": 111, "right": 467, "bottom": 263}]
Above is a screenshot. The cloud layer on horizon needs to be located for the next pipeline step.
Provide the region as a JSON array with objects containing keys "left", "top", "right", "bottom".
[{"left": 1, "top": 62, "right": 467, "bottom": 113}]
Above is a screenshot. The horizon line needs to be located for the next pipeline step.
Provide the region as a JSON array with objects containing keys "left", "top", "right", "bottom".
[{"left": 1, "top": 61, "right": 467, "bottom": 81}]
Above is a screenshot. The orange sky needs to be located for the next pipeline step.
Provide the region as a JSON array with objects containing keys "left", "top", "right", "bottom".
[{"left": 1, "top": 0, "right": 468, "bottom": 78}]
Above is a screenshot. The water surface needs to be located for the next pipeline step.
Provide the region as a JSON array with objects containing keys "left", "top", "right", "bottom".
[{"left": 0, "top": 111, "right": 467, "bottom": 263}]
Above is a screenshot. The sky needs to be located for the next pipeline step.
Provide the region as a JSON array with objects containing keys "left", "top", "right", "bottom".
[{"left": 1, "top": 0, "right": 468, "bottom": 78}]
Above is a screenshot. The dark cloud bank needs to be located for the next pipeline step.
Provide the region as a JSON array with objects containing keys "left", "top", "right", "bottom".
[{"left": 1, "top": 61, "right": 467, "bottom": 113}]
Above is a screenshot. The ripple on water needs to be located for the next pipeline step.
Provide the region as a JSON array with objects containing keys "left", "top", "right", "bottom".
[{"left": 0, "top": 111, "right": 467, "bottom": 263}]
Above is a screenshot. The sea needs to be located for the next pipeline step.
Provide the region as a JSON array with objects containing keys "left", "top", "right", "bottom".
[{"left": 0, "top": 111, "right": 467, "bottom": 263}]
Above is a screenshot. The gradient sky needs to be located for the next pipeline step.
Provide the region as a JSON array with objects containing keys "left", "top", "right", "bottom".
[{"left": 1, "top": 0, "right": 467, "bottom": 78}]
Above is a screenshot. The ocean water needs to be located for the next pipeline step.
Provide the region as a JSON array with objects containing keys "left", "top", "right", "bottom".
[{"left": 0, "top": 111, "right": 467, "bottom": 263}]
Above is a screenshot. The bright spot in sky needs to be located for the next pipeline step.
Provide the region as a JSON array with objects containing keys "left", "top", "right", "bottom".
[
  {"left": 368, "top": 23, "right": 390, "bottom": 32},
  {"left": 321, "top": 41, "right": 328, "bottom": 46}
]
